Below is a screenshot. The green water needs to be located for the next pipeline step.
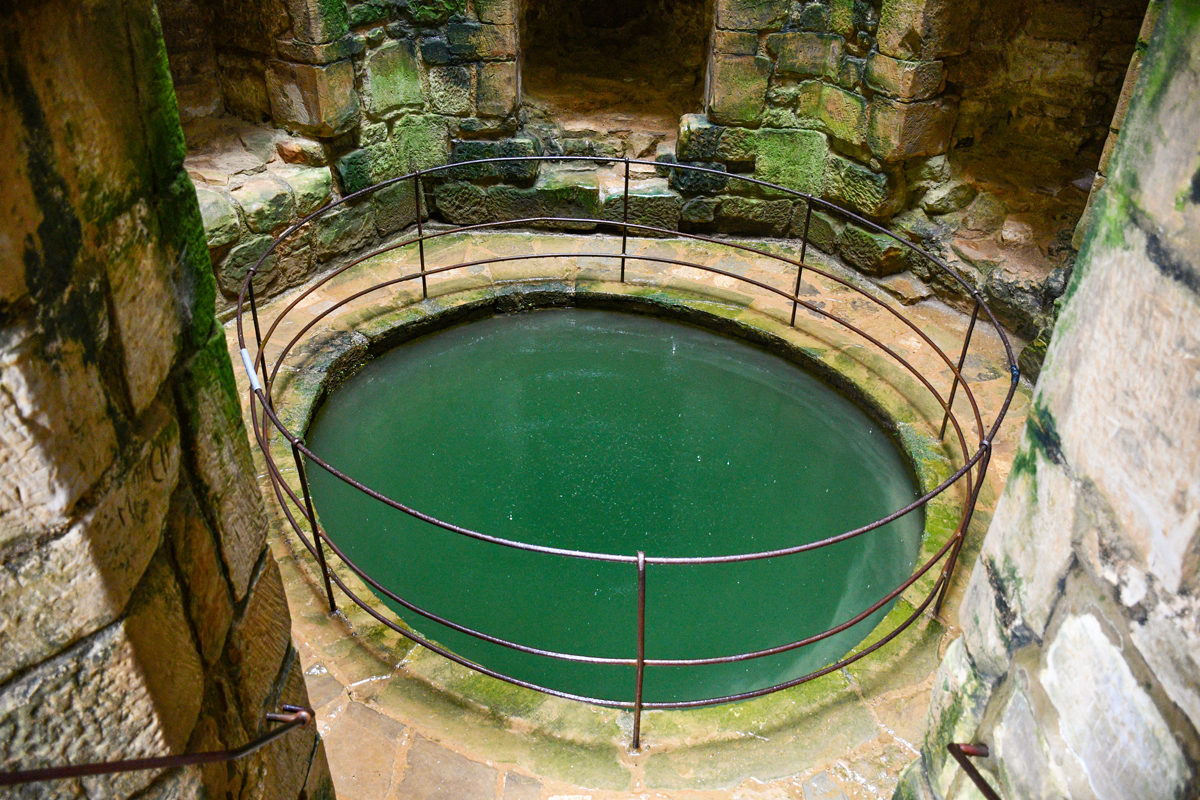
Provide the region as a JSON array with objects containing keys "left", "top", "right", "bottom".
[{"left": 305, "top": 308, "right": 922, "bottom": 704}]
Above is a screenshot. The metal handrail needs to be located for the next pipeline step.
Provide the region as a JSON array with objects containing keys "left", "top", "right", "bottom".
[
  {"left": 0, "top": 707, "right": 313, "bottom": 787},
  {"left": 948, "top": 743, "right": 1002, "bottom": 800},
  {"left": 236, "top": 156, "right": 1019, "bottom": 750}
]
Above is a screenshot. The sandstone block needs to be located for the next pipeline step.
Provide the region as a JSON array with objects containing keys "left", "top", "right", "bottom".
[
  {"left": 992, "top": 687, "right": 1071, "bottom": 800},
  {"left": 436, "top": 182, "right": 490, "bottom": 225},
  {"left": 877, "top": 0, "right": 970, "bottom": 61},
  {"left": 601, "top": 180, "right": 684, "bottom": 234},
  {"left": 0, "top": 622, "right": 170, "bottom": 799},
  {"left": 0, "top": 324, "right": 117, "bottom": 534},
  {"left": 226, "top": 558, "right": 293, "bottom": 732},
  {"left": 677, "top": 114, "right": 724, "bottom": 161},
  {"left": 275, "top": 34, "right": 363, "bottom": 65},
  {"left": 819, "top": 84, "right": 868, "bottom": 149},
  {"left": 277, "top": 136, "right": 328, "bottom": 166},
  {"left": 865, "top": 53, "right": 944, "bottom": 101},
  {"left": 668, "top": 162, "right": 729, "bottom": 195},
  {"left": 261, "top": 653, "right": 318, "bottom": 800},
  {"left": 219, "top": 234, "right": 278, "bottom": 297},
  {"left": 311, "top": 201, "right": 374, "bottom": 260},
  {"left": 448, "top": 136, "right": 540, "bottom": 183},
  {"left": 104, "top": 201, "right": 182, "bottom": 413},
  {"left": 682, "top": 197, "right": 718, "bottom": 224},
  {"left": 404, "top": 0, "right": 468, "bottom": 24},
  {"left": 362, "top": 41, "right": 424, "bottom": 117},
  {"left": 275, "top": 165, "right": 333, "bottom": 215},
  {"left": 0, "top": 408, "right": 180, "bottom": 684},
  {"left": 393, "top": 114, "right": 452, "bottom": 173},
  {"left": 475, "top": 0, "right": 514, "bottom": 24},
  {"left": 713, "top": 30, "right": 758, "bottom": 55},
  {"left": 867, "top": 95, "right": 957, "bottom": 161},
  {"left": 791, "top": 209, "right": 844, "bottom": 254},
  {"left": 335, "top": 147, "right": 382, "bottom": 194},
  {"left": 429, "top": 65, "right": 473, "bottom": 116},
  {"left": 838, "top": 223, "right": 909, "bottom": 275},
  {"left": 167, "top": 484, "right": 234, "bottom": 665},
  {"left": 919, "top": 179, "right": 975, "bottom": 214},
  {"left": 233, "top": 174, "right": 297, "bottom": 234},
  {"left": 709, "top": 55, "right": 771, "bottom": 126},
  {"left": 963, "top": 191, "right": 1006, "bottom": 232},
  {"left": 715, "top": 196, "right": 796, "bottom": 236},
  {"left": 717, "top": 0, "right": 789, "bottom": 30},
  {"left": 767, "top": 32, "right": 843, "bottom": 79},
  {"left": 1042, "top": 614, "right": 1187, "bottom": 800},
  {"left": 285, "top": 0, "right": 349, "bottom": 44},
  {"left": 446, "top": 22, "right": 517, "bottom": 61},
  {"left": 196, "top": 185, "right": 242, "bottom": 248},
  {"left": 533, "top": 169, "right": 602, "bottom": 229},
  {"left": 1131, "top": 612, "right": 1200, "bottom": 734},
  {"left": 372, "top": 180, "right": 421, "bottom": 236},
  {"left": 266, "top": 60, "right": 361, "bottom": 137},
  {"left": 823, "top": 154, "right": 903, "bottom": 219},
  {"left": 175, "top": 326, "right": 269, "bottom": 600},
  {"left": 754, "top": 128, "right": 828, "bottom": 195},
  {"left": 920, "top": 637, "right": 992, "bottom": 795},
  {"left": 477, "top": 61, "right": 519, "bottom": 117}
]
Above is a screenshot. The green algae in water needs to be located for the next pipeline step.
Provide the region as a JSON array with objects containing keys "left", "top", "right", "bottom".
[{"left": 306, "top": 309, "right": 923, "bottom": 703}]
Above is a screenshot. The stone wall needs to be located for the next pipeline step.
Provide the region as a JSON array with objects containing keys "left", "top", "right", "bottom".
[
  {"left": 0, "top": 2, "right": 330, "bottom": 798},
  {"left": 894, "top": 2, "right": 1200, "bottom": 797}
]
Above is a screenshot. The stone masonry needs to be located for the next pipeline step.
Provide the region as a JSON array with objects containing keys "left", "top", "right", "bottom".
[
  {"left": 895, "top": 3, "right": 1200, "bottom": 797},
  {"left": 1, "top": 2, "right": 330, "bottom": 799}
]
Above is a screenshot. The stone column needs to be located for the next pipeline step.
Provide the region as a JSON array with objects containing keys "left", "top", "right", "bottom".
[
  {"left": 895, "top": 3, "right": 1200, "bottom": 798},
  {"left": 0, "top": 2, "right": 331, "bottom": 798}
]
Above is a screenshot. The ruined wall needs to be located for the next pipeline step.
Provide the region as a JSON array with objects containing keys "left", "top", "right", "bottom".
[
  {"left": 0, "top": 2, "right": 330, "bottom": 797},
  {"left": 895, "top": 2, "right": 1200, "bottom": 797}
]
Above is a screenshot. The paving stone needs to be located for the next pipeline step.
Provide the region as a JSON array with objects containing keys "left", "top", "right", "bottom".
[
  {"left": 266, "top": 59, "right": 361, "bottom": 137},
  {"left": 398, "top": 735, "right": 499, "bottom": 799},
  {"left": 233, "top": 174, "right": 296, "bottom": 234},
  {"left": 362, "top": 41, "right": 424, "bottom": 117},
  {"left": 324, "top": 702, "right": 405, "bottom": 799},
  {"left": 502, "top": 772, "right": 541, "bottom": 800},
  {"left": 709, "top": 54, "right": 771, "bottom": 126},
  {"left": 802, "top": 771, "right": 847, "bottom": 799},
  {"left": 196, "top": 184, "right": 242, "bottom": 247}
]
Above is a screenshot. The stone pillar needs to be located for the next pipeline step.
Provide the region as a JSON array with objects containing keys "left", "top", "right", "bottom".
[
  {"left": 895, "top": 3, "right": 1200, "bottom": 798},
  {"left": 0, "top": 2, "right": 331, "bottom": 798}
]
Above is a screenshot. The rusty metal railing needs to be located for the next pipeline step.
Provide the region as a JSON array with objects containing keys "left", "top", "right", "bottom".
[
  {"left": 0, "top": 706, "right": 313, "bottom": 787},
  {"left": 236, "top": 156, "right": 1019, "bottom": 751},
  {"left": 949, "top": 743, "right": 1002, "bottom": 799}
]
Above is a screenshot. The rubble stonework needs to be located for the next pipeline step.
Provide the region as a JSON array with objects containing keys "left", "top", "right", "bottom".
[
  {"left": 896, "top": 3, "right": 1200, "bottom": 797},
  {"left": 0, "top": 2, "right": 330, "bottom": 798}
]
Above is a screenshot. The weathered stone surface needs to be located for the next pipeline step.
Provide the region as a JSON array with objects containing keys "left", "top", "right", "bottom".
[
  {"left": 311, "top": 201, "right": 374, "bottom": 260},
  {"left": 275, "top": 34, "right": 364, "bottom": 65},
  {"left": 963, "top": 191, "right": 1006, "bottom": 233},
  {"left": 277, "top": 136, "right": 328, "bottom": 166},
  {"left": 167, "top": 484, "right": 234, "bottom": 666},
  {"left": 446, "top": 22, "right": 517, "bottom": 60},
  {"left": 920, "top": 637, "right": 992, "bottom": 795},
  {"left": 226, "top": 557, "right": 292, "bottom": 731},
  {"left": 266, "top": 60, "right": 361, "bottom": 137},
  {"left": 372, "top": 180, "right": 420, "bottom": 235},
  {"left": 713, "top": 29, "right": 758, "bottom": 55},
  {"left": 1131, "top": 613, "right": 1200, "bottom": 734},
  {"left": 985, "top": 263, "right": 1046, "bottom": 338},
  {"left": 435, "top": 181, "right": 489, "bottom": 225},
  {"left": 877, "top": 0, "right": 970, "bottom": 61},
  {"left": 755, "top": 128, "right": 828, "bottom": 195},
  {"left": 0, "top": 325, "right": 118, "bottom": 534},
  {"left": 668, "top": 162, "right": 729, "bottom": 195},
  {"left": 877, "top": 272, "right": 932, "bottom": 305},
  {"left": 274, "top": 165, "right": 333, "bottom": 216},
  {"left": 681, "top": 197, "right": 718, "bottom": 224},
  {"left": 865, "top": 53, "right": 944, "bottom": 101},
  {"left": 709, "top": 55, "right": 771, "bottom": 126},
  {"left": 1042, "top": 614, "right": 1187, "bottom": 800},
  {"left": 285, "top": 0, "right": 349, "bottom": 44},
  {"left": 262, "top": 653, "right": 318, "bottom": 800},
  {"left": 126, "top": 551, "right": 204, "bottom": 752},
  {"left": 838, "top": 223, "right": 908, "bottom": 275},
  {"left": 448, "top": 136, "right": 540, "bottom": 183},
  {"left": 397, "top": 735, "right": 498, "bottom": 800},
  {"left": 715, "top": 196, "right": 795, "bottom": 236},
  {"left": 792, "top": 209, "right": 844, "bottom": 253},
  {"left": 0, "top": 622, "right": 169, "bottom": 799},
  {"left": 393, "top": 114, "right": 452, "bottom": 173},
  {"left": 993, "top": 687, "right": 1070, "bottom": 800},
  {"left": 232, "top": 174, "right": 296, "bottom": 234},
  {"left": 867, "top": 96, "right": 957, "bottom": 161},
  {"left": 104, "top": 202, "right": 182, "bottom": 413},
  {"left": 477, "top": 61, "right": 519, "bottom": 117},
  {"left": 601, "top": 181, "right": 684, "bottom": 233},
  {"left": 919, "top": 179, "right": 975, "bottom": 214},
  {"left": 196, "top": 185, "right": 242, "bottom": 248},
  {"left": 533, "top": 169, "right": 602, "bottom": 228},
  {"left": 427, "top": 65, "right": 472, "bottom": 115},
  {"left": 0, "top": 409, "right": 179, "bottom": 684},
  {"left": 219, "top": 234, "right": 278, "bottom": 297},
  {"left": 818, "top": 85, "right": 868, "bottom": 149},
  {"left": 823, "top": 153, "right": 902, "bottom": 219},
  {"left": 175, "top": 326, "right": 268, "bottom": 600},
  {"left": 717, "top": 0, "right": 789, "bottom": 30},
  {"left": 362, "top": 41, "right": 424, "bottom": 117},
  {"left": 677, "top": 114, "right": 724, "bottom": 161},
  {"left": 767, "top": 32, "right": 843, "bottom": 79},
  {"left": 502, "top": 772, "right": 541, "bottom": 800},
  {"left": 325, "top": 703, "right": 405, "bottom": 798},
  {"left": 475, "top": 0, "right": 514, "bottom": 24}
]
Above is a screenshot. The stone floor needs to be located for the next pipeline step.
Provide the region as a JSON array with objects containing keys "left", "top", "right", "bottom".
[{"left": 227, "top": 229, "right": 1032, "bottom": 800}]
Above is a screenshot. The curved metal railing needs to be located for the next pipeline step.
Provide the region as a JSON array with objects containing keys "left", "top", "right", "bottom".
[{"left": 236, "top": 156, "right": 1020, "bottom": 749}]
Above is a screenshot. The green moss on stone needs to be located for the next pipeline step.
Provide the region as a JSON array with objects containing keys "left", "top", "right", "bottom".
[{"left": 755, "top": 129, "right": 829, "bottom": 195}]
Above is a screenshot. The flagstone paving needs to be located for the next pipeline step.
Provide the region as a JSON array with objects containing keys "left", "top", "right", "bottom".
[{"left": 226, "top": 227, "right": 1031, "bottom": 800}]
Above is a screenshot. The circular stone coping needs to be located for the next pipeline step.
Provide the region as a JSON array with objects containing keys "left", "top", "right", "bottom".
[{"left": 265, "top": 278, "right": 971, "bottom": 753}]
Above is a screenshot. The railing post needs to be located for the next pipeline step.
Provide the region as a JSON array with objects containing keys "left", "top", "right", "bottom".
[
  {"left": 292, "top": 440, "right": 337, "bottom": 613},
  {"left": 935, "top": 441, "right": 991, "bottom": 615},
  {"left": 246, "top": 274, "right": 271, "bottom": 406},
  {"left": 790, "top": 201, "right": 813, "bottom": 327},
  {"left": 620, "top": 158, "right": 631, "bottom": 283},
  {"left": 414, "top": 174, "right": 428, "bottom": 300},
  {"left": 941, "top": 299, "right": 980, "bottom": 439},
  {"left": 632, "top": 550, "right": 646, "bottom": 751},
  {"left": 948, "top": 743, "right": 1001, "bottom": 800}
]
